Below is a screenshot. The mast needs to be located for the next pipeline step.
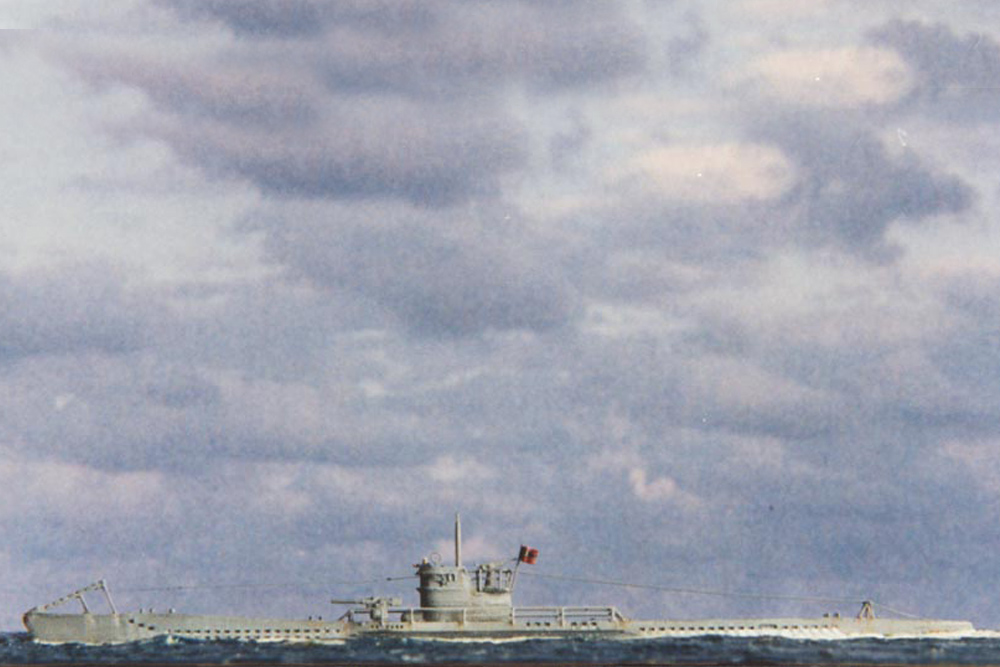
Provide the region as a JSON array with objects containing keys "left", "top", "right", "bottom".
[{"left": 454, "top": 512, "right": 462, "bottom": 567}]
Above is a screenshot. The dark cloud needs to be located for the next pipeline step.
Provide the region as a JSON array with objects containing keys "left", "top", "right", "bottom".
[
  {"left": 869, "top": 19, "right": 1000, "bottom": 122},
  {"left": 753, "top": 113, "right": 973, "bottom": 258},
  {"left": 575, "top": 121, "right": 971, "bottom": 276},
  {"left": 549, "top": 115, "right": 592, "bottom": 170},
  {"left": 258, "top": 204, "right": 577, "bottom": 336},
  {"left": 158, "top": 104, "right": 526, "bottom": 205},
  {"left": 593, "top": 201, "right": 774, "bottom": 271},
  {"left": 2, "top": 353, "right": 297, "bottom": 472},
  {"left": 666, "top": 11, "right": 709, "bottom": 76},
  {"left": 317, "top": 9, "right": 646, "bottom": 96},
  {"left": 928, "top": 272, "right": 1000, "bottom": 426},
  {"left": 70, "top": 55, "right": 528, "bottom": 206},
  {"left": 67, "top": 2, "right": 647, "bottom": 207},
  {"left": 162, "top": 0, "right": 327, "bottom": 38},
  {"left": 685, "top": 270, "right": 1000, "bottom": 460},
  {"left": 0, "top": 273, "right": 545, "bottom": 472},
  {"left": 0, "top": 353, "right": 218, "bottom": 471},
  {"left": 162, "top": 0, "right": 435, "bottom": 39},
  {"left": 77, "top": 54, "right": 529, "bottom": 204},
  {"left": 144, "top": 371, "right": 222, "bottom": 410},
  {"left": 570, "top": 327, "right": 839, "bottom": 446},
  {"left": 119, "top": 63, "right": 317, "bottom": 130},
  {"left": 940, "top": 270, "right": 1000, "bottom": 322},
  {"left": 162, "top": 1, "right": 647, "bottom": 95},
  {"left": 0, "top": 266, "right": 152, "bottom": 363}
]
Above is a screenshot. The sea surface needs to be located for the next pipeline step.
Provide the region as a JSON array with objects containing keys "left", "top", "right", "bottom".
[{"left": 6, "top": 633, "right": 1000, "bottom": 666}]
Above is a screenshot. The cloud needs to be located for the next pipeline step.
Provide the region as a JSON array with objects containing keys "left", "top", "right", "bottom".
[
  {"left": 751, "top": 113, "right": 974, "bottom": 257},
  {"left": 160, "top": 103, "right": 526, "bottom": 205},
  {"left": 0, "top": 265, "right": 155, "bottom": 362},
  {"left": 0, "top": 454, "right": 170, "bottom": 520},
  {"left": 665, "top": 10, "right": 709, "bottom": 77},
  {"left": 941, "top": 439, "right": 1000, "bottom": 495},
  {"left": 63, "top": 1, "right": 648, "bottom": 208},
  {"left": 0, "top": 346, "right": 459, "bottom": 472},
  {"left": 620, "top": 142, "right": 795, "bottom": 203},
  {"left": 671, "top": 254, "right": 1000, "bottom": 469},
  {"left": 920, "top": 269, "right": 1000, "bottom": 431},
  {"left": 627, "top": 468, "right": 702, "bottom": 508},
  {"left": 257, "top": 202, "right": 578, "bottom": 336},
  {"left": 162, "top": 0, "right": 328, "bottom": 38},
  {"left": 425, "top": 455, "right": 495, "bottom": 484},
  {"left": 74, "top": 56, "right": 319, "bottom": 129},
  {"left": 164, "top": 1, "right": 647, "bottom": 93},
  {"left": 743, "top": 46, "right": 915, "bottom": 107},
  {"left": 576, "top": 109, "right": 973, "bottom": 273},
  {"left": 73, "top": 52, "right": 527, "bottom": 205},
  {"left": 869, "top": 19, "right": 1000, "bottom": 122},
  {"left": 738, "top": 0, "right": 835, "bottom": 15},
  {"left": 144, "top": 371, "right": 222, "bottom": 410}
]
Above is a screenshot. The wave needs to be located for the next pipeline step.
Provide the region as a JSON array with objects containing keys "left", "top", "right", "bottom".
[{"left": 6, "top": 631, "right": 1000, "bottom": 665}]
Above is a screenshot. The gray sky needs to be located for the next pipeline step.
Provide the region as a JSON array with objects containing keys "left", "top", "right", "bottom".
[{"left": 2, "top": 0, "right": 1000, "bottom": 631}]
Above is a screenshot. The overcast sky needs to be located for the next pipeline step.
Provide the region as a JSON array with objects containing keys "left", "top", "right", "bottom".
[{"left": 3, "top": 0, "right": 1000, "bottom": 632}]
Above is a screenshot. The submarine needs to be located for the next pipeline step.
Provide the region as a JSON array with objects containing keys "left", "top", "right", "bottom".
[{"left": 23, "top": 515, "right": 976, "bottom": 644}]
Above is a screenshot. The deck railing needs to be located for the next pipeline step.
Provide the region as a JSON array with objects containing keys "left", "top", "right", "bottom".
[{"left": 346, "top": 604, "right": 626, "bottom": 628}]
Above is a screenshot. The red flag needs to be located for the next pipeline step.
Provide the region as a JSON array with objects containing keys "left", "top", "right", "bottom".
[{"left": 518, "top": 545, "right": 539, "bottom": 564}]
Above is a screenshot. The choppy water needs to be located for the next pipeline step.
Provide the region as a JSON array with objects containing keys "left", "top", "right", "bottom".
[{"left": 5, "top": 633, "right": 1000, "bottom": 666}]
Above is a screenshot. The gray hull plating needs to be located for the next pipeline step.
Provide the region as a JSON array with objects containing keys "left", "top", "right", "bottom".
[
  {"left": 23, "top": 608, "right": 975, "bottom": 644},
  {"left": 23, "top": 610, "right": 349, "bottom": 644}
]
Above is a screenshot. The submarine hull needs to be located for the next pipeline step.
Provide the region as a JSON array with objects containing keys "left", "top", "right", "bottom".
[{"left": 24, "top": 608, "right": 975, "bottom": 644}]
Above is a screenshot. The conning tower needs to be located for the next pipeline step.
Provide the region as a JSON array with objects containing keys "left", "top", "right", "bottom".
[{"left": 415, "top": 514, "right": 515, "bottom": 621}]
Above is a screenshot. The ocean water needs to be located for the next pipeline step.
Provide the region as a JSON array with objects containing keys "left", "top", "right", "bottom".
[{"left": 5, "top": 633, "right": 1000, "bottom": 666}]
